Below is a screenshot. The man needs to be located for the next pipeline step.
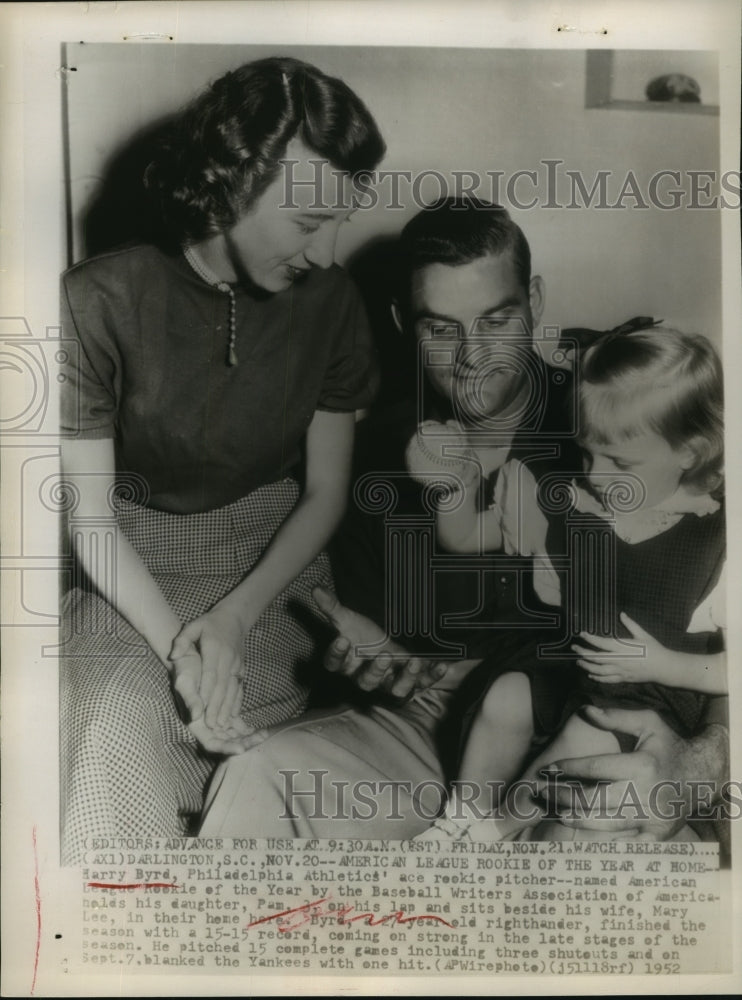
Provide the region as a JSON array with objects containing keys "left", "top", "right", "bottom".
[{"left": 200, "top": 199, "right": 729, "bottom": 844}]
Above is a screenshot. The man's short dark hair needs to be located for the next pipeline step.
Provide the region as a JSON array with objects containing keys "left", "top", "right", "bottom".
[{"left": 396, "top": 197, "right": 531, "bottom": 311}]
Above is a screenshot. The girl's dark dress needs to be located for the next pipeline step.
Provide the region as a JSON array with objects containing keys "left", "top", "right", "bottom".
[{"left": 458, "top": 493, "right": 725, "bottom": 759}]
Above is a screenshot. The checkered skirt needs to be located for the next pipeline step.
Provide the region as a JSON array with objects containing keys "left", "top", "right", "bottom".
[{"left": 60, "top": 478, "right": 332, "bottom": 863}]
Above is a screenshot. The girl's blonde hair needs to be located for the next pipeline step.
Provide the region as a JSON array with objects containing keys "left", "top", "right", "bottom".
[{"left": 578, "top": 326, "right": 724, "bottom": 494}]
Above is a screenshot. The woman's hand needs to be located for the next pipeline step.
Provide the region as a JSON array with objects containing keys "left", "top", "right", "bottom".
[
  {"left": 171, "top": 605, "right": 248, "bottom": 730},
  {"left": 572, "top": 613, "right": 674, "bottom": 685},
  {"left": 169, "top": 643, "right": 261, "bottom": 753},
  {"left": 188, "top": 716, "right": 268, "bottom": 756}
]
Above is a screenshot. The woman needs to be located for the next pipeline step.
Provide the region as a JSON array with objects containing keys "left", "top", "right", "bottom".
[{"left": 59, "top": 56, "right": 385, "bottom": 862}]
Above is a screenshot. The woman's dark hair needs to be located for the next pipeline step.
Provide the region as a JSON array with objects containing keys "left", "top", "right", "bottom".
[
  {"left": 394, "top": 197, "right": 532, "bottom": 313},
  {"left": 145, "top": 56, "right": 385, "bottom": 242}
]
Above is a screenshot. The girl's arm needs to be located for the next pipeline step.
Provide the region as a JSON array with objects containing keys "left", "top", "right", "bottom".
[
  {"left": 645, "top": 650, "right": 727, "bottom": 695},
  {"left": 573, "top": 613, "right": 728, "bottom": 695},
  {"left": 61, "top": 438, "right": 250, "bottom": 752},
  {"left": 171, "top": 409, "right": 355, "bottom": 723}
]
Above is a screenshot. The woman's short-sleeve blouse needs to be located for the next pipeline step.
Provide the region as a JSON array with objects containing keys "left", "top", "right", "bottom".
[{"left": 61, "top": 244, "right": 378, "bottom": 513}]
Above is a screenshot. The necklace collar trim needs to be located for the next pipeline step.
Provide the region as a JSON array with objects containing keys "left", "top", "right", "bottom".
[{"left": 183, "top": 244, "right": 239, "bottom": 367}]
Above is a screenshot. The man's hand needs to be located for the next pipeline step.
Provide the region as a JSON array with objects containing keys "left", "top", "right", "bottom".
[
  {"left": 535, "top": 706, "right": 729, "bottom": 840},
  {"left": 312, "top": 586, "right": 449, "bottom": 697}
]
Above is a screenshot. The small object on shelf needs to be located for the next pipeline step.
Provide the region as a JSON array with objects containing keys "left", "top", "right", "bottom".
[{"left": 646, "top": 73, "right": 701, "bottom": 103}]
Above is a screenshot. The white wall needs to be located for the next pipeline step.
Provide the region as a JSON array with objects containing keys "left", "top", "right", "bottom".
[{"left": 66, "top": 43, "right": 722, "bottom": 345}]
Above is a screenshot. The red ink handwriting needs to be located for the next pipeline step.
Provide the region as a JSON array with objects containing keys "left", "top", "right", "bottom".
[
  {"left": 247, "top": 895, "right": 454, "bottom": 933},
  {"left": 86, "top": 881, "right": 179, "bottom": 890},
  {"left": 31, "top": 827, "right": 41, "bottom": 996}
]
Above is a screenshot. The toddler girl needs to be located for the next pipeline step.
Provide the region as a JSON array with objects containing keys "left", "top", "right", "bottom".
[{"left": 413, "top": 326, "right": 726, "bottom": 841}]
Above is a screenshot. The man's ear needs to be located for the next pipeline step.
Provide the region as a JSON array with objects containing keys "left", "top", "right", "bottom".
[
  {"left": 391, "top": 300, "right": 404, "bottom": 334},
  {"left": 528, "top": 275, "right": 545, "bottom": 329}
]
